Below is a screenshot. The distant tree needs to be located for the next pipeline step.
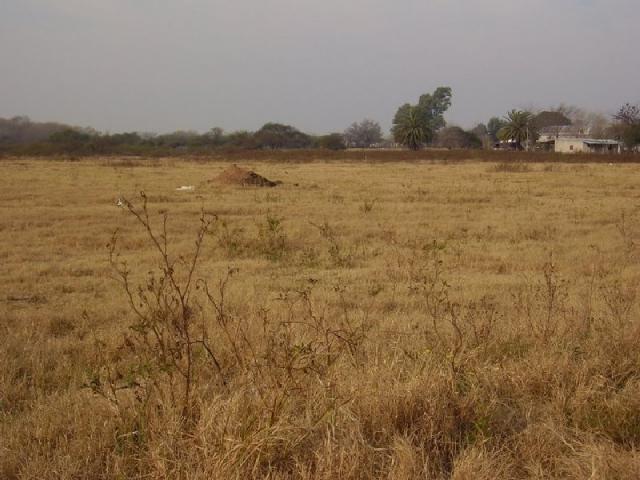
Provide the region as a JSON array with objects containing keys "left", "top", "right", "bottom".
[
  {"left": 614, "top": 103, "right": 640, "bottom": 126},
  {"left": 45, "top": 128, "right": 95, "bottom": 153},
  {"left": 155, "top": 130, "right": 200, "bottom": 148},
  {"left": 225, "top": 131, "right": 258, "bottom": 149},
  {"left": 209, "top": 127, "right": 224, "bottom": 137},
  {"left": 11, "top": 115, "right": 31, "bottom": 125},
  {"left": 471, "top": 123, "right": 492, "bottom": 148},
  {"left": 204, "top": 127, "right": 226, "bottom": 147},
  {"left": 555, "top": 104, "right": 611, "bottom": 138},
  {"left": 392, "top": 87, "right": 452, "bottom": 149},
  {"left": 0, "top": 116, "right": 71, "bottom": 144},
  {"left": 392, "top": 106, "right": 426, "bottom": 150},
  {"left": 585, "top": 113, "right": 612, "bottom": 139},
  {"left": 49, "top": 128, "right": 92, "bottom": 144},
  {"left": 622, "top": 125, "right": 640, "bottom": 151},
  {"left": 416, "top": 86, "right": 453, "bottom": 133},
  {"left": 254, "top": 123, "right": 311, "bottom": 149},
  {"left": 344, "top": 119, "right": 383, "bottom": 148},
  {"left": 138, "top": 132, "right": 158, "bottom": 141},
  {"left": 497, "top": 110, "right": 536, "bottom": 150},
  {"left": 487, "top": 117, "right": 507, "bottom": 142},
  {"left": 532, "top": 111, "right": 571, "bottom": 130},
  {"left": 109, "top": 132, "right": 143, "bottom": 145},
  {"left": 530, "top": 111, "right": 572, "bottom": 140},
  {"left": 316, "top": 133, "right": 346, "bottom": 150},
  {"left": 436, "top": 126, "right": 482, "bottom": 149},
  {"left": 613, "top": 103, "right": 640, "bottom": 151},
  {"left": 471, "top": 123, "right": 488, "bottom": 137}
]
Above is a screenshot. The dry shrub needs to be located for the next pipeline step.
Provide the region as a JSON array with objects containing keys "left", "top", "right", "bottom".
[
  {"left": 84, "top": 195, "right": 374, "bottom": 477},
  {"left": 488, "top": 162, "right": 531, "bottom": 173}
]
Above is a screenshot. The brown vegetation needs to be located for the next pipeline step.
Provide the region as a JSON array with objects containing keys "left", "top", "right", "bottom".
[
  {"left": 2, "top": 157, "right": 640, "bottom": 479},
  {"left": 4, "top": 145, "right": 640, "bottom": 164}
]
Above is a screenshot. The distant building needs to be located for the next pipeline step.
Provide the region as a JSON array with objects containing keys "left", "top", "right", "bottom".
[
  {"left": 554, "top": 138, "right": 622, "bottom": 154},
  {"left": 536, "top": 125, "right": 622, "bottom": 154},
  {"left": 538, "top": 125, "right": 589, "bottom": 143}
]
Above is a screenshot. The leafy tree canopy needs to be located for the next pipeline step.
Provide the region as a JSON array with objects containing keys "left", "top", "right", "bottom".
[
  {"left": 435, "top": 126, "right": 482, "bottom": 149},
  {"left": 497, "top": 110, "right": 536, "bottom": 150},
  {"left": 487, "top": 117, "right": 507, "bottom": 142},
  {"left": 344, "top": 119, "right": 383, "bottom": 148},
  {"left": 316, "top": 133, "right": 346, "bottom": 150},
  {"left": 392, "top": 86, "right": 452, "bottom": 149},
  {"left": 254, "top": 123, "right": 312, "bottom": 149},
  {"left": 532, "top": 111, "right": 572, "bottom": 130}
]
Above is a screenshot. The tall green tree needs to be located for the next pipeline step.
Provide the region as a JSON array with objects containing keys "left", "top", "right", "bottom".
[
  {"left": 621, "top": 125, "right": 640, "bottom": 151},
  {"left": 487, "top": 117, "right": 507, "bottom": 142},
  {"left": 392, "top": 86, "right": 452, "bottom": 149},
  {"left": 613, "top": 103, "right": 640, "bottom": 151},
  {"left": 497, "top": 110, "right": 535, "bottom": 150},
  {"left": 393, "top": 106, "right": 425, "bottom": 150},
  {"left": 417, "top": 86, "right": 453, "bottom": 133}
]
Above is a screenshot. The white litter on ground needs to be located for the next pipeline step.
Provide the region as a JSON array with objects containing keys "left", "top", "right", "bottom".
[{"left": 176, "top": 185, "right": 195, "bottom": 191}]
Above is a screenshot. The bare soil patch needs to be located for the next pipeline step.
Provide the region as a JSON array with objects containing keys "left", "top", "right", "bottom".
[{"left": 214, "top": 164, "right": 280, "bottom": 187}]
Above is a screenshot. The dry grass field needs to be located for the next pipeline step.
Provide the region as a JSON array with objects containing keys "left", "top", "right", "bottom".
[{"left": 2, "top": 157, "right": 640, "bottom": 479}]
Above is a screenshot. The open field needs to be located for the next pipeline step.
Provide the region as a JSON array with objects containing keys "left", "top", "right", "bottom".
[{"left": 2, "top": 157, "right": 640, "bottom": 479}]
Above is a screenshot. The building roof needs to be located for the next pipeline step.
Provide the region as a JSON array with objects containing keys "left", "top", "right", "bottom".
[
  {"left": 540, "top": 137, "right": 621, "bottom": 146},
  {"left": 583, "top": 139, "right": 621, "bottom": 146},
  {"left": 539, "top": 125, "right": 589, "bottom": 137}
]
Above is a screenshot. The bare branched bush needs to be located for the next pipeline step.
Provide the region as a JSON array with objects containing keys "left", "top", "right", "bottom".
[
  {"left": 408, "top": 241, "right": 499, "bottom": 379},
  {"left": 88, "top": 195, "right": 370, "bottom": 458},
  {"left": 512, "top": 254, "right": 569, "bottom": 342},
  {"left": 91, "top": 192, "right": 223, "bottom": 427}
]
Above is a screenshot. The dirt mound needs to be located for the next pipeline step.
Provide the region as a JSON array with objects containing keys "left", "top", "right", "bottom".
[{"left": 215, "top": 165, "right": 280, "bottom": 187}]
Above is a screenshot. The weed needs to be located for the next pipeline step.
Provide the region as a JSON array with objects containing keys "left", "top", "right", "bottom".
[
  {"left": 489, "top": 162, "right": 531, "bottom": 173},
  {"left": 93, "top": 192, "right": 221, "bottom": 426},
  {"left": 360, "top": 198, "right": 377, "bottom": 214},
  {"left": 310, "top": 220, "right": 355, "bottom": 268},
  {"left": 512, "top": 253, "right": 569, "bottom": 341},
  {"left": 257, "top": 213, "right": 287, "bottom": 261},
  {"left": 215, "top": 219, "right": 247, "bottom": 258}
]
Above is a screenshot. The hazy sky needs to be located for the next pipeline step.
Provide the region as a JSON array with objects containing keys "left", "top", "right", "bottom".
[{"left": 1, "top": 0, "right": 638, "bottom": 134}]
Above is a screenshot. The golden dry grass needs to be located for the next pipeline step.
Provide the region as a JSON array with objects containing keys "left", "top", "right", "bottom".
[{"left": 2, "top": 157, "right": 640, "bottom": 479}]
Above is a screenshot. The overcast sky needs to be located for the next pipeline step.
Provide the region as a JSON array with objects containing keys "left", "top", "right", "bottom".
[{"left": 1, "top": 0, "right": 638, "bottom": 134}]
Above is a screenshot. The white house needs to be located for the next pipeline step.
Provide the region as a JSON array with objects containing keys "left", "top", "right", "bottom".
[
  {"left": 554, "top": 138, "right": 622, "bottom": 154},
  {"left": 536, "top": 125, "right": 622, "bottom": 154}
]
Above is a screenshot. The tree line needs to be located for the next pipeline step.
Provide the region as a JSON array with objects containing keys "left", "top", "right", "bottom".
[{"left": 1, "top": 91, "right": 639, "bottom": 155}]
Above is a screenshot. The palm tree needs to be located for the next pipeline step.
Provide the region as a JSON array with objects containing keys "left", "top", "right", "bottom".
[
  {"left": 393, "top": 106, "right": 426, "bottom": 150},
  {"left": 498, "top": 110, "right": 534, "bottom": 150}
]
